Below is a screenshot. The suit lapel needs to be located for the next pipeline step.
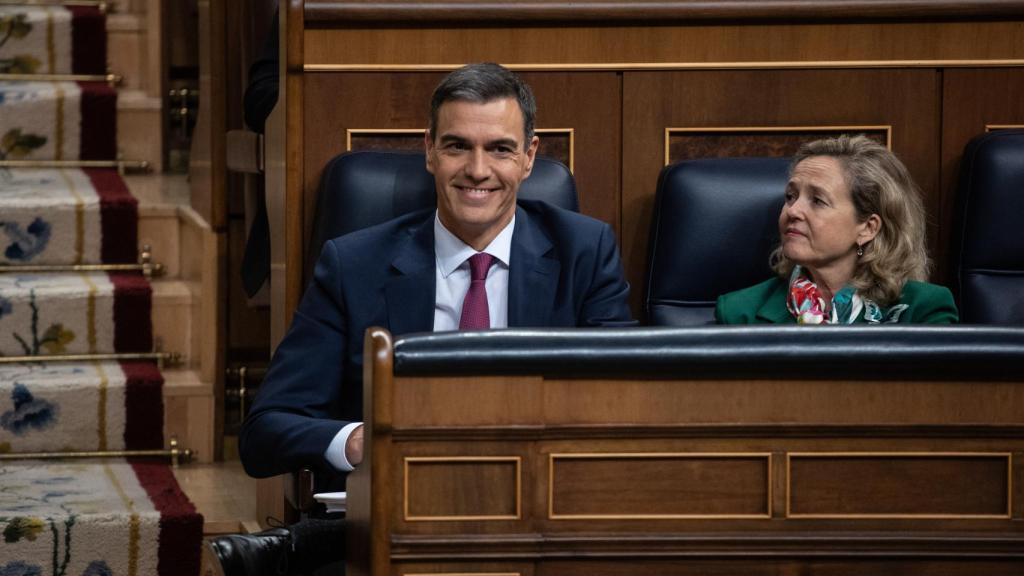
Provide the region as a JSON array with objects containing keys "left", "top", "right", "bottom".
[
  {"left": 508, "top": 206, "right": 560, "bottom": 327},
  {"left": 755, "top": 279, "right": 795, "bottom": 324},
  {"left": 384, "top": 215, "right": 436, "bottom": 336}
]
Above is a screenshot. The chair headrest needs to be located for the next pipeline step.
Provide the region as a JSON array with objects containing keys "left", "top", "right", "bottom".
[
  {"left": 307, "top": 150, "right": 577, "bottom": 282},
  {"left": 646, "top": 157, "right": 790, "bottom": 325},
  {"left": 951, "top": 129, "right": 1024, "bottom": 323}
]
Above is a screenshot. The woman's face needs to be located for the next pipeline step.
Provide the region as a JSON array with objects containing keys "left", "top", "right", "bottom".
[{"left": 779, "top": 156, "right": 879, "bottom": 280}]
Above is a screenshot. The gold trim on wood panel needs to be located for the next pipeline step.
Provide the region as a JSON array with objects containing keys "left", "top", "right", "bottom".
[
  {"left": 664, "top": 125, "right": 893, "bottom": 166},
  {"left": 986, "top": 124, "right": 1024, "bottom": 131},
  {"left": 548, "top": 452, "right": 773, "bottom": 520},
  {"left": 345, "top": 128, "right": 575, "bottom": 172},
  {"left": 404, "top": 456, "right": 522, "bottom": 522},
  {"left": 785, "top": 452, "right": 1013, "bottom": 520},
  {"left": 305, "top": 60, "right": 1024, "bottom": 73},
  {"left": 405, "top": 569, "right": 520, "bottom": 573}
]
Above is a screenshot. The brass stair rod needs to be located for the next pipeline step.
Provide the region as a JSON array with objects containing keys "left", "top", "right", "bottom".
[
  {"left": 0, "top": 73, "right": 121, "bottom": 85},
  {"left": 0, "top": 159, "right": 147, "bottom": 170},
  {"left": 0, "top": 262, "right": 164, "bottom": 276},
  {"left": 0, "top": 439, "right": 193, "bottom": 467},
  {"left": 0, "top": 351, "right": 181, "bottom": 369},
  {"left": 0, "top": 245, "right": 164, "bottom": 279}
]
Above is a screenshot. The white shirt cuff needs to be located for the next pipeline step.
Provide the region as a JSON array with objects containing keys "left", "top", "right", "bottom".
[{"left": 324, "top": 421, "right": 364, "bottom": 472}]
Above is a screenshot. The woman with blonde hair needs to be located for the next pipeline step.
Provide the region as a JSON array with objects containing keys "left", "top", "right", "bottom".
[{"left": 715, "top": 135, "right": 958, "bottom": 324}]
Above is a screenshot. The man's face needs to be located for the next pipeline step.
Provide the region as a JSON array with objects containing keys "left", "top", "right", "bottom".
[{"left": 425, "top": 97, "right": 539, "bottom": 250}]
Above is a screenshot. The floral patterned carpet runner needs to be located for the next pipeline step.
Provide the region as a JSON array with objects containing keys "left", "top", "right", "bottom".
[
  {"left": 0, "top": 460, "right": 203, "bottom": 576},
  {"left": 1, "top": 168, "right": 138, "bottom": 265},
  {"left": 1, "top": 4, "right": 203, "bottom": 574},
  {"left": 0, "top": 5, "right": 106, "bottom": 75}
]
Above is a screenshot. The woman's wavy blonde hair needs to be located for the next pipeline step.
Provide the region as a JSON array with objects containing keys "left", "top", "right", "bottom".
[{"left": 770, "top": 134, "right": 930, "bottom": 306}]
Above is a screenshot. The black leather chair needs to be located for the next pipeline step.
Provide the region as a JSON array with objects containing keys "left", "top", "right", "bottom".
[
  {"left": 646, "top": 157, "right": 790, "bottom": 325},
  {"left": 306, "top": 150, "right": 578, "bottom": 286},
  {"left": 950, "top": 129, "right": 1024, "bottom": 324}
]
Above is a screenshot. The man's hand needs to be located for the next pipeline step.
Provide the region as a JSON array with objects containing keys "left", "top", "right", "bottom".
[{"left": 345, "top": 424, "right": 364, "bottom": 466}]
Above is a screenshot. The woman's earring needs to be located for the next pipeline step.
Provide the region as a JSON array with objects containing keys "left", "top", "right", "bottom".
[{"left": 857, "top": 245, "right": 864, "bottom": 257}]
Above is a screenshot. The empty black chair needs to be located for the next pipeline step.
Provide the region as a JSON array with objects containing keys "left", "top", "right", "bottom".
[
  {"left": 306, "top": 150, "right": 578, "bottom": 285},
  {"left": 646, "top": 157, "right": 790, "bottom": 325},
  {"left": 950, "top": 129, "right": 1024, "bottom": 324}
]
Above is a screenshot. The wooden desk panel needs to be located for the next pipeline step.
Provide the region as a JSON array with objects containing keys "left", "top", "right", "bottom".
[{"left": 348, "top": 329, "right": 1024, "bottom": 575}]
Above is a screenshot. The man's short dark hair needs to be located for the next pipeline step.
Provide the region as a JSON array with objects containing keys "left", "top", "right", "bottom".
[{"left": 428, "top": 62, "right": 536, "bottom": 147}]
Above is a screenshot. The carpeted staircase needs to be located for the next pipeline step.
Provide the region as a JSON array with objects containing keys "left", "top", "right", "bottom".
[{"left": 0, "top": 3, "right": 203, "bottom": 574}]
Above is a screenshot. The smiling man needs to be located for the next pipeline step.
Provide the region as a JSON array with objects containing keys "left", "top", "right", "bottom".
[{"left": 240, "top": 62, "right": 632, "bottom": 485}]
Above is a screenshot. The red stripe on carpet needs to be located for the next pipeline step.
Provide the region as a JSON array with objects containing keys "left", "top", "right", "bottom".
[
  {"left": 78, "top": 82, "right": 117, "bottom": 160},
  {"left": 130, "top": 461, "right": 204, "bottom": 576},
  {"left": 109, "top": 272, "right": 153, "bottom": 352},
  {"left": 85, "top": 169, "right": 138, "bottom": 263},
  {"left": 68, "top": 6, "right": 107, "bottom": 75},
  {"left": 120, "top": 361, "right": 164, "bottom": 450}
]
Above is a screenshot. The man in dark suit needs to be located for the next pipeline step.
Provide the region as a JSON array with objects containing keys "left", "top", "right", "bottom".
[
  {"left": 217, "top": 63, "right": 632, "bottom": 575},
  {"left": 240, "top": 62, "right": 632, "bottom": 480}
]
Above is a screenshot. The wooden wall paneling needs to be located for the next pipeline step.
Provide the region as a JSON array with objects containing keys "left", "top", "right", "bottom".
[
  {"left": 305, "top": 1, "right": 1024, "bottom": 24},
  {"left": 303, "top": 21, "right": 1024, "bottom": 68},
  {"left": 302, "top": 71, "right": 621, "bottom": 271},
  {"left": 621, "top": 69, "right": 941, "bottom": 316},
  {"left": 532, "top": 559, "right": 1024, "bottom": 576},
  {"left": 939, "top": 67, "right": 1024, "bottom": 283}
]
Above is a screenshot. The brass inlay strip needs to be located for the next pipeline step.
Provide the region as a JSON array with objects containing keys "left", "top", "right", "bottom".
[
  {"left": 78, "top": 272, "right": 98, "bottom": 352},
  {"left": 45, "top": 7, "right": 56, "bottom": 74},
  {"left": 404, "top": 456, "right": 522, "bottom": 522},
  {"left": 549, "top": 452, "right": 773, "bottom": 520},
  {"left": 55, "top": 84, "right": 65, "bottom": 161},
  {"left": 346, "top": 127, "right": 575, "bottom": 172},
  {"left": 57, "top": 169, "right": 85, "bottom": 263},
  {"left": 306, "top": 59, "right": 1024, "bottom": 73},
  {"left": 664, "top": 125, "right": 893, "bottom": 166},
  {"left": 102, "top": 463, "right": 140, "bottom": 576},
  {"left": 93, "top": 360, "right": 109, "bottom": 450},
  {"left": 786, "top": 451, "right": 1013, "bottom": 520},
  {"left": 986, "top": 124, "right": 1024, "bottom": 131}
]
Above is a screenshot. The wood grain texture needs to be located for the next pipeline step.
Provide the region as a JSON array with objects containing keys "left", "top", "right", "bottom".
[
  {"left": 304, "top": 22, "right": 1024, "bottom": 67},
  {"left": 788, "top": 454, "right": 1010, "bottom": 517},
  {"left": 405, "top": 458, "right": 520, "bottom": 519},
  {"left": 550, "top": 453, "right": 770, "bottom": 518},
  {"left": 305, "top": 1, "right": 1024, "bottom": 24}
]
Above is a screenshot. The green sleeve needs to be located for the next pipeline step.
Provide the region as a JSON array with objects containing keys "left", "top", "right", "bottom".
[{"left": 904, "top": 283, "right": 959, "bottom": 324}]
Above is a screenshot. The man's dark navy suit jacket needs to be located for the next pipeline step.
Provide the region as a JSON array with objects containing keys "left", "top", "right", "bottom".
[{"left": 240, "top": 199, "right": 633, "bottom": 479}]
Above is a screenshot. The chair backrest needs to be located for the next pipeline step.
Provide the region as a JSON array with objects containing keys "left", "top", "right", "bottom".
[
  {"left": 646, "top": 157, "right": 790, "bottom": 325},
  {"left": 307, "top": 150, "right": 578, "bottom": 283},
  {"left": 950, "top": 129, "right": 1024, "bottom": 324}
]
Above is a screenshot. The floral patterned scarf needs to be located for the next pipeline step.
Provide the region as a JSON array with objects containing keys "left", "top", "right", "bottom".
[{"left": 785, "top": 266, "right": 909, "bottom": 324}]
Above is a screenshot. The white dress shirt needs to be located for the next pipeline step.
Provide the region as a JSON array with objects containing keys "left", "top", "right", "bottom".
[{"left": 325, "top": 212, "right": 515, "bottom": 472}]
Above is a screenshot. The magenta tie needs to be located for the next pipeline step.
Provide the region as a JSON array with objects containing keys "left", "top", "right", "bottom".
[{"left": 459, "top": 252, "right": 494, "bottom": 330}]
